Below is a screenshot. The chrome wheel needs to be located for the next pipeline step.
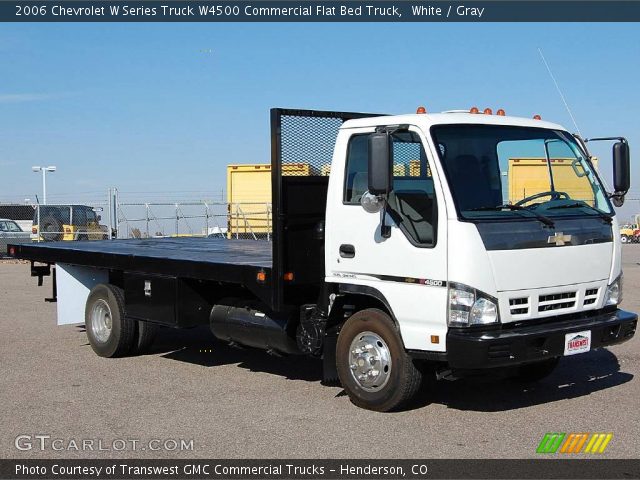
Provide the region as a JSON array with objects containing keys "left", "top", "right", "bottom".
[
  {"left": 90, "top": 299, "right": 112, "bottom": 344},
  {"left": 348, "top": 331, "right": 392, "bottom": 392}
]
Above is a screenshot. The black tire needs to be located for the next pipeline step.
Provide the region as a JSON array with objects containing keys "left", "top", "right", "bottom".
[
  {"left": 513, "top": 358, "right": 560, "bottom": 383},
  {"left": 41, "top": 217, "right": 62, "bottom": 241},
  {"left": 621, "top": 235, "right": 629, "bottom": 244},
  {"left": 336, "top": 308, "right": 422, "bottom": 412},
  {"left": 85, "top": 284, "right": 135, "bottom": 357},
  {"left": 133, "top": 320, "right": 159, "bottom": 354}
]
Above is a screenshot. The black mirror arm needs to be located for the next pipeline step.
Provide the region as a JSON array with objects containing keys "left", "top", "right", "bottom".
[
  {"left": 379, "top": 198, "right": 405, "bottom": 239},
  {"left": 572, "top": 134, "right": 592, "bottom": 158},
  {"left": 380, "top": 203, "right": 391, "bottom": 238},
  {"left": 584, "top": 136, "right": 628, "bottom": 144},
  {"left": 380, "top": 194, "right": 393, "bottom": 238}
]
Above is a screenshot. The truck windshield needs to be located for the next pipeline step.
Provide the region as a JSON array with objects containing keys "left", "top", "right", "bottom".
[{"left": 431, "top": 124, "right": 612, "bottom": 220}]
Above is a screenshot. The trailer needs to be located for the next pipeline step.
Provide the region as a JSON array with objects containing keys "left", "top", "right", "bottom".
[{"left": 8, "top": 107, "right": 638, "bottom": 411}]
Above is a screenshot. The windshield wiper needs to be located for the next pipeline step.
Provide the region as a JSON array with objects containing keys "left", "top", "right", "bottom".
[
  {"left": 547, "top": 202, "right": 613, "bottom": 224},
  {"left": 468, "top": 204, "right": 555, "bottom": 227}
]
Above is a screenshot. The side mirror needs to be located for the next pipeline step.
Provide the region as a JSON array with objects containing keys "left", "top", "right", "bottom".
[
  {"left": 360, "top": 191, "right": 383, "bottom": 213},
  {"left": 613, "top": 141, "right": 630, "bottom": 193},
  {"left": 368, "top": 133, "right": 392, "bottom": 195}
]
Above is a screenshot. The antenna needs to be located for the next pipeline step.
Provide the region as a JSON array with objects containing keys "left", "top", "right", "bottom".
[{"left": 538, "top": 48, "right": 582, "bottom": 137}]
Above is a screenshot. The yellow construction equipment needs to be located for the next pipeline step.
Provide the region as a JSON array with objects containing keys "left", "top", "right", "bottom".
[
  {"left": 508, "top": 157, "right": 599, "bottom": 205},
  {"left": 226, "top": 163, "right": 310, "bottom": 237}
]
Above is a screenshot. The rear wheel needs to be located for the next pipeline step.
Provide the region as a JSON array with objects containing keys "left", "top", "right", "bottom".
[
  {"left": 336, "top": 308, "right": 422, "bottom": 411},
  {"left": 621, "top": 235, "right": 629, "bottom": 244},
  {"left": 85, "top": 284, "right": 135, "bottom": 357},
  {"left": 513, "top": 358, "right": 560, "bottom": 383},
  {"left": 133, "top": 321, "right": 159, "bottom": 354}
]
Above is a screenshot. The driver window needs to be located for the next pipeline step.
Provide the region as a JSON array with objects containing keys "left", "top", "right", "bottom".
[
  {"left": 343, "top": 135, "right": 370, "bottom": 204},
  {"left": 75, "top": 208, "right": 88, "bottom": 226},
  {"left": 342, "top": 130, "right": 438, "bottom": 247},
  {"left": 388, "top": 131, "right": 438, "bottom": 246}
]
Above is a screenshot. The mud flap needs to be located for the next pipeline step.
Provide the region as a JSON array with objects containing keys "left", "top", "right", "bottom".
[{"left": 321, "top": 332, "right": 340, "bottom": 386}]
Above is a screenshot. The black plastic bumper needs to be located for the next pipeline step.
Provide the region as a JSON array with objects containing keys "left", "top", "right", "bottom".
[{"left": 446, "top": 309, "right": 637, "bottom": 370}]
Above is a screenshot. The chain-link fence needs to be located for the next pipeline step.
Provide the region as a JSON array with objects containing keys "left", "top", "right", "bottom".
[
  {"left": 1, "top": 195, "right": 274, "bottom": 252},
  {"left": 31, "top": 204, "right": 110, "bottom": 242},
  {"left": 0, "top": 204, "right": 33, "bottom": 256},
  {"left": 115, "top": 201, "right": 272, "bottom": 240},
  {"left": 0, "top": 201, "right": 110, "bottom": 256}
]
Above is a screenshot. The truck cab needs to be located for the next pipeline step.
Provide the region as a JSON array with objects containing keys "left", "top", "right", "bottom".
[{"left": 319, "top": 109, "right": 635, "bottom": 409}]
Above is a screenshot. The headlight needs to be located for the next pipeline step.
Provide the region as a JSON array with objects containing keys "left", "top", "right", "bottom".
[
  {"left": 448, "top": 283, "right": 499, "bottom": 327},
  {"left": 604, "top": 275, "right": 623, "bottom": 306}
]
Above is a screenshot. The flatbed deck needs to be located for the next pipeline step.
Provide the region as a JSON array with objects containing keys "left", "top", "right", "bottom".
[{"left": 10, "top": 237, "right": 272, "bottom": 282}]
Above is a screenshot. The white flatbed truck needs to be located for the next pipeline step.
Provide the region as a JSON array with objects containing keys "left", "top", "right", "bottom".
[{"left": 9, "top": 107, "right": 637, "bottom": 411}]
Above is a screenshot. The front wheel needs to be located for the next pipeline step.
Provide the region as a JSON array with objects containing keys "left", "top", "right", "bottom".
[
  {"left": 336, "top": 308, "right": 422, "bottom": 412},
  {"left": 621, "top": 235, "right": 629, "bottom": 244}
]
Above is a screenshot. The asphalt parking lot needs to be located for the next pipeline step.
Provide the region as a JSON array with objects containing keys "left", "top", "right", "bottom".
[{"left": 1, "top": 247, "right": 639, "bottom": 459}]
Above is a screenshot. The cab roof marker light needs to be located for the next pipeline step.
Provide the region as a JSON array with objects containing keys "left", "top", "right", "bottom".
[
  {"left": 533, "top": 114, "right": 542, "bottom": 120},
  {"left": 497, "top": 109, "right": 506, "bottom": 116},
  {"left": 484, "top": 108, "right": 493, "bottom": 115},
  {"left": 470, "top": 107, "right": 480, "bottom": 114},
  {"left": 416, "top": 106, "right": 427, "bottom": 114}
]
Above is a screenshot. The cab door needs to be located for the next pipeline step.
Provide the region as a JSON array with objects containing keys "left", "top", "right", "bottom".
[{"left": 325, "top": 126, "right": 448, "bottom": 352}]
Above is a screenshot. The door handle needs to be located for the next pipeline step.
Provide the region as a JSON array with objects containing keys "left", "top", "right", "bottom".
[{"left": 339, "top": 244, "right": 355, "bottom": 258}]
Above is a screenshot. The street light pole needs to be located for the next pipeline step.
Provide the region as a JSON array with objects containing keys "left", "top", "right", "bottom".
[
  {"left": 32, "top": 166, "right": 57, "bottom": 205},
  {"left": 41, "top": 169, "right": 46, "bottom": 204}
]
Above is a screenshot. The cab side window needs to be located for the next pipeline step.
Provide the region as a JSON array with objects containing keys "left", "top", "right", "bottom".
[
  {"left": 342, "top": 130, "right": 438, "bottom": 246},
  {"left": 388, "top": 131, "right": 438, "bottom": 246},
  {"left": 343, "top": 134, "right": 370, "bottom": 204},
  {"left": 75, "top": 208, "right": 87, "bottom": 226}
]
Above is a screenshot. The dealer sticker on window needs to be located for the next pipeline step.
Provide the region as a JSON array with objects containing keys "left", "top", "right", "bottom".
[{"left": 564, "top": 330, "right": 591, "bottom": 356}]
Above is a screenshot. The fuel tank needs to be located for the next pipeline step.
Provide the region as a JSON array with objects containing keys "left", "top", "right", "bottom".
[{"left": 210, "top": 301, "right": 301, "bottom": 355}]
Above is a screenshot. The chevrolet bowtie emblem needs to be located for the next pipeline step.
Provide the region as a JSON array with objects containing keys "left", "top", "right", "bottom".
[{"left": 548, "top": 232, "right": 572, "bottom": 246}]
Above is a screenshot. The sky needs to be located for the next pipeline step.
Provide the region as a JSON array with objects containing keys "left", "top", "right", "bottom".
[{"left": 1, "top": 22, "right": 639, "bottom": 221}]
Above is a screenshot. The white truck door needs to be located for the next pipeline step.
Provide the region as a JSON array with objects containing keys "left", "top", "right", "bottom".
[{"left": 325, "top": 126, "right": 449, "bottom": 352}]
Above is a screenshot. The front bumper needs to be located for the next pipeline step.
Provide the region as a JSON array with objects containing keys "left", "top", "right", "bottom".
[{"left": 446, "top": 308, "right": 637, "bottom": 370}]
